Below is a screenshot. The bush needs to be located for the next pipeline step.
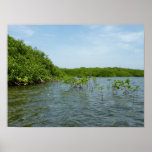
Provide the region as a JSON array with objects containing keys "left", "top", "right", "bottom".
[{"left": 8, "top": 35, "right": 64, "bottom": 86}]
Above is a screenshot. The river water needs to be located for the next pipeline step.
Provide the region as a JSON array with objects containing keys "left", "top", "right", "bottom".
[{"left": 8, "top": 77, "right": 144, "bottom": 127}]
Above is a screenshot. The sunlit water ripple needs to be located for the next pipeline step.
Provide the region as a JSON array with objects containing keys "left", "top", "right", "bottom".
[{"left": 8, "top": 77, "right": 144, "bottom": 127}]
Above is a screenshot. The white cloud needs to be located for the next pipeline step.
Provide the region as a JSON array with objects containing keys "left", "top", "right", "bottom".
[
  {"left": 43, "top": 33, "right": 55, "bottom": 38},
  {"left": 83, "top": 27, "right": 144, "bottom": 56},
  {"left": 88, "top": 25, "right": 119, "bottom": 32},
  {"left": 8, "top": 25, "right": 35, "bottom": 37},
  {"left": 87, "top": 25, "right": 144, "bottom": 45},
  {"left": 24, "top": 41, "right": 31, "bottom": 45},
  {"left": 19, "top": 26, "right": 35, "bottom": 36},
  {"left": 103, "top": 25, "right": 118, "bottom": 32},
  {"left": 88, "top": 25, "right": 101, "bottom": 30},
  {"left": 118, "top": 31, "right": 144, "bottom": 42},
  {"left": 46, "top": 25, "right": 144, "bottom": 69}
]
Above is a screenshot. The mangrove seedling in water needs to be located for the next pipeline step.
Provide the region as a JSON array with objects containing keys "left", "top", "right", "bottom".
[
  {"left": 107, "top": 78, "right": 112, "bottom": 88},
  {"left": 93, "top": 77, "right": 97, "bottom": 83},
  {"left": 98, "top": 86, "right": 104, "bottom": 101},
  {"left": 131, "top": 85, "right": 139, "bottom": 101},
  {"left": 112, "top": 79, "right": 140, "bottom": 101},
  {"left": 112, "top": 79, "right": 131, "bottom": 95},
  {"left": 112, "top": 79, "right": 123, "bottom": 94},
  {"left": 62, "top": 76, "right": 90, "bottom": 89}
]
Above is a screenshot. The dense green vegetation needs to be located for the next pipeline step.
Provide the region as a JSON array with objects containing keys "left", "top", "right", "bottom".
[
  {"left": 8, "top": 35, "right": 64, "bottom": 86},
  {"left": 61, "top": 67, "right": 144, "bottom": 77},
  {"left": 8, "top": 35, "right": 144, "bottom": 86},
  {"left": 60, "top": 76, "right": 139, "bottom": 101}
]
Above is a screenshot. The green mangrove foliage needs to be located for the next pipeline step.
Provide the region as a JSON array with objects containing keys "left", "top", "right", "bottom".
[
  {"left": 8, "top": 35, "right": 64, "bottom": 86},
  {"left": 59, "top": 76, "right": 139, "bottom": 101},
  {"left": 61, "top": 76, "right": 89, "bottom": 88},
  {"left": 61, "top": 76, "right": 105, "bottom": 100},
  {"left": 94, "top": 81, "right": 105, "bottom": 101},
  {"left": 61, "top": 76, "right": 106, "bottom": 100},
  {"left": 61, "top": 67, "right": 144, "bottom": 77},
  {"left": 92, "top": 77, "right": 97, "bottom": 83},
  {"left": 112, "top": 79, "right": 139, "bottom": 96}
]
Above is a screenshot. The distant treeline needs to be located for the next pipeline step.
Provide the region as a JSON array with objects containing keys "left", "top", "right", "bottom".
[
  {"left": 61, "top": 67, "right": 144, "bottom": 77},
  {"left": 8, "top": 35, "right": 144, "bottom": 86}
]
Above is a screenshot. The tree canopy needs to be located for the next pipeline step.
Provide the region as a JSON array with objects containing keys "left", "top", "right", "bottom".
[{"left": 8, "top": 35, "right": 64, "bottom": 86}]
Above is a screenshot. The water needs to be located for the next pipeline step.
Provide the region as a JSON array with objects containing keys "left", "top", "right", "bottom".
[{"left": 8, "top": 77, "right": 144, "bottom": 127}]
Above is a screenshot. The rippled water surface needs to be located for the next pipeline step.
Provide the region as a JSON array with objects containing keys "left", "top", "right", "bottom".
[{"left": 8, "top": 77, "right": 144, "bottom": 127}]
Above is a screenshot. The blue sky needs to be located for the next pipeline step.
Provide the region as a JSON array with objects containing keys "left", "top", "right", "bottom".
[{"left": 8, "top": 25, "right": 144, "bottom": 69}]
